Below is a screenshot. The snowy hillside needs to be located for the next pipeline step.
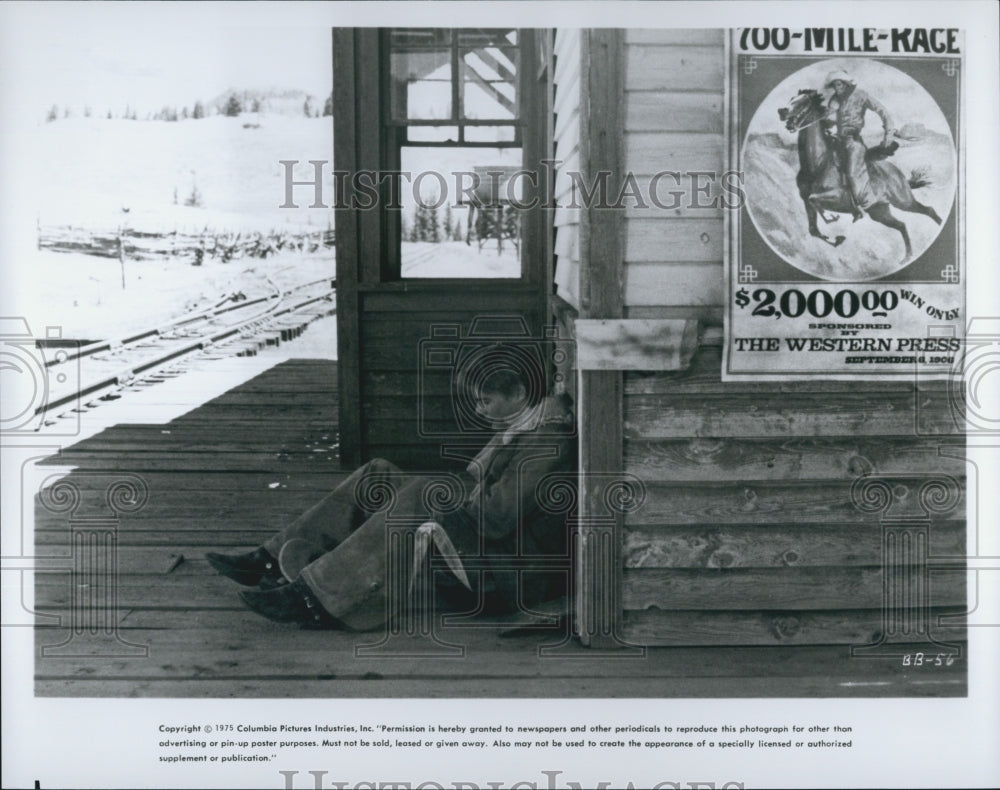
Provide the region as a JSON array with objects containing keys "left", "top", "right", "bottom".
[{"left": 36, "top": 114, "right": 334, "bottom": 234}]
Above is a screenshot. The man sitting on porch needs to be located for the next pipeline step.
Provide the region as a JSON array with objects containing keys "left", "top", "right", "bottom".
[{"left": 206, "top": 366, "right": 576, "bottom": 630}]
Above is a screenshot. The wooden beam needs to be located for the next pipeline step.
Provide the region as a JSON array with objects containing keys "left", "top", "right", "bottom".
[
  {"left": 577, "top": 29, "right": 628, "bottom": 649},
  {"left": 581, "top": 32, "right": 624, "bottom": 317},
  {"left": 627, "top": 480, "right": 966, "bottom": 527},
  {"left": 623, "top": 521, "right": 965, "bottom": 569},
  {"left": 576, "top": 318, "right": 698, "bottom": 371},
  {"left": 621, "top": 566, "right": 967, "bottom": 611},
  {"left": 623, "top": 389, "right": 964, "bottom": 438},
  {"left": 624, "top": 436, "right": 967, "bottom": 482},
  {"left": 624, "top": 344, "right": 957, "bottom": 395},
  {"left": 355, "top": 29, "right": 383, "bottom": 286},
  {"left": 333, "top": 28, "right": 362, "bottom": 467},
  {"left": 621, "top": 608, "right": 967, "bottom": 647}
]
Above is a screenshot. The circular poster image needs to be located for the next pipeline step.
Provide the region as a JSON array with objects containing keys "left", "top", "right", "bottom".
[{"left": 742, "top": 57, "right": 957, "bottom": 281}]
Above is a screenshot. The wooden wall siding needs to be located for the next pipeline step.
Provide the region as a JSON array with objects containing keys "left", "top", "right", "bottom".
[
  {"left": 625, "top": 132, "right": 723, "bottom": 173},
  {"left": 624, "top": 29, "right": 725, "bottom": 46},
  {"left": 622, "top": 32, "right": 725, "bottom": 324},
  {"left": 624, "top": 263, "right": 724, "bottom": 307},
  {"left": 626, "top": 92, "right": 724, "bottom": 134},
  {"left": 618, "top": 344, "right": 966, "bottom": 647},
  {"left": 358, "top": 300, "right": 543, "bottom": 470},
  {"left": 552, "top": 28, "right": 583, "bottom": 310},
  {"left": 625, "top": 45, "right": 725, "bottom": 91}
]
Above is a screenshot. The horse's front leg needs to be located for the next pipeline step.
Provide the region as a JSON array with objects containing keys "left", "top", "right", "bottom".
[
  {"left": 807, "top": 192, "right": 842, "bottom": 224},
  {"left": 803, "top": 196, "right": 846, "bottom": 247}
]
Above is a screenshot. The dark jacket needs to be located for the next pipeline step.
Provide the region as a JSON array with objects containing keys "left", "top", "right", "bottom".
[{"left": 440, "top": 396, "right": 577, "bottom": 609}]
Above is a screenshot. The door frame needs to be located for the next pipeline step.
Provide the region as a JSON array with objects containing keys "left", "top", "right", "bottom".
[{"left": 333, "top": 27, "right": 552, "bottom": 467}]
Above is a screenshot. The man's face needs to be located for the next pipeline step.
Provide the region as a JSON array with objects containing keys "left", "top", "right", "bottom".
[
  {"left": 475, "top": 386, "right": 527, "bottom": 427},
  {"left": 831, "top": 80, "right": 849, "bottom": 98}
]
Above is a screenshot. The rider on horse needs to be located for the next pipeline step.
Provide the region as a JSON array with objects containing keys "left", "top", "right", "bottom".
[{"left": 824, "top": 69, "right": 896, "bottom": 219}]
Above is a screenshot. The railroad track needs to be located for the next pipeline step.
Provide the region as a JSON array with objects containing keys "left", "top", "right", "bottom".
[
  {"left": 38, "top": 274, "right": 336, "bottom": 426},
  {"left": 400, "top": 245, "right": 439, "bottom": 274}
]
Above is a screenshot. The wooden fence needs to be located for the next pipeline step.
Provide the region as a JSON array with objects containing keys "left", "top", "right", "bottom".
[{"left": 38, "top": 225, "right": 335, "bottom": 264}]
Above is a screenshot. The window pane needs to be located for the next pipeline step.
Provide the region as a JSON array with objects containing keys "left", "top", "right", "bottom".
[
  {"left": 461, "top": 46, "right": 518, "bottom": 120},
  {"left": 390, "top": 48, "right": 453, "bottom": 121},
  {"left": 408, "top": 126, "right": 459, "bottom": 143},
  {"left": 399, "top": 147, "right": 523, "bottom": 278},
  {"left": 463, "top": 125, "right": 517, "bottom": 143}
]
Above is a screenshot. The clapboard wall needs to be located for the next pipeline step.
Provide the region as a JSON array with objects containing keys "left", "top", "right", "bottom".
[
  {"left": 553, "top": 28, "right": 583, "bottom": 311},
  {"left": 581, "top": 29, "right": 968, "bottom": 650},
  {"left": 623, "top": 29, "right": 725, "bottom": 324}
]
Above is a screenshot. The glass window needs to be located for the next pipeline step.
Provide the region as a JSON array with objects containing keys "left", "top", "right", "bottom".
[
  {"left": 388, "top": 27, "right": 521, "bottom": 142},
  {"left": 387, "top": 28, "right": 525, "bottom": 279},
  {"left": 390, "top": 46, "right": 452, "bottom": 121},
  {"left": 398, "top": 147, "right": 522, "bottom": 279},
  {"left": 461, "top": 46, "right": 518, "bottom": 121}
]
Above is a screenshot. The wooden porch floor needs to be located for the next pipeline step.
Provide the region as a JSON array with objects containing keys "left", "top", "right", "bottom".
[{"left": 32, "top": 359, "right": 966, "bottom": 697}]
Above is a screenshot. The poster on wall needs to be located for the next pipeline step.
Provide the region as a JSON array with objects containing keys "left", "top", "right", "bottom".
[{"left": 724, "top": 27, "right": 965, "bottom": 379}]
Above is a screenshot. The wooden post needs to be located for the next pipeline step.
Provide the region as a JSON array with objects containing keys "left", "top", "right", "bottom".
[
  {"left": 576, "top": 29, "right": 629, "bottom": 649},
  {"left": 333, "top": 28, "right": 364, "bottom": 467},
  {"left": 118, "top": 226, "right": 126, "bottom": 289}
]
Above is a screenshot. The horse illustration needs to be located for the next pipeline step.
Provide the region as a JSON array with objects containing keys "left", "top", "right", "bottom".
[{"left": 777, "top": 89, "right": 941, "bottom": 260}]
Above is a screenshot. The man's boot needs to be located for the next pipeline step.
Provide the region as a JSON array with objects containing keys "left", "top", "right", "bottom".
[
  {"left": 239, "top": 578, "right": 340, "bottom": 629},
  {"left": 205, "top": 547, "right": 279, "bottom": 587}
]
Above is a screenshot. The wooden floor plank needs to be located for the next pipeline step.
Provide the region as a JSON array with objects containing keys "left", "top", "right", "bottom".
[
  {"left": 37, "top": 456, "right": 342, "bottom": 472},
  {"left": 33, "top": 628, "right": 965, "bottom": 681},
  {"left": 34, "top": 675, "right": 966, "bottom": 698},
  {"left": 35, "top": 471, "right": 343, "bottom": 492}
]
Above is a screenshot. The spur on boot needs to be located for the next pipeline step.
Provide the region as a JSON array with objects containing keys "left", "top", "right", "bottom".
[
  {"left": 239, "top": 578, "right": 338, "bottom": 628},
  {"left": 206, "top": 547, "right": 279, "bottom": 587}
]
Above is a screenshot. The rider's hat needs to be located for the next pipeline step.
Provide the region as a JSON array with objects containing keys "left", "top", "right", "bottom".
[{"left": 824, "top": 69, "right": 855, "bottom": 88}]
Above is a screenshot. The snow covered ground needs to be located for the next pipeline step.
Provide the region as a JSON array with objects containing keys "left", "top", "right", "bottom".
[
  {"left": 401, "top": 240, "right": 519, "bottom": 278},
  {"left": 36, "top": 114, "right": 334, "bottom": 234},
  {"left": 13, "top": 248, "right": 334, "bottom": 341}
]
